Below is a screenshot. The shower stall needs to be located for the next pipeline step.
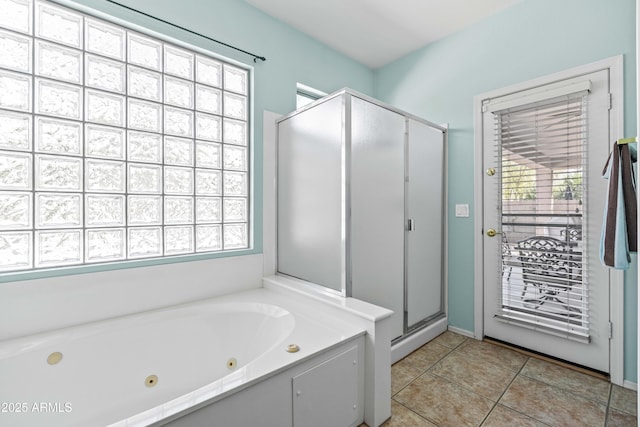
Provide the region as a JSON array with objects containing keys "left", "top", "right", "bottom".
[{"left": 276, "top": 89, "right": 447, "bottom": 346}]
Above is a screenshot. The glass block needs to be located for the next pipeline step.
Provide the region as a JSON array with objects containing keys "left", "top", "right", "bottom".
[
  {"left": 0, "top": 29, "right": 31, "bottom": 72},
  {"left": 164, "top": 196, "right": 193, "bottom": 224},
  {"left": 35, "top": 155, "right": 81, "bottom": 191},
  {"left": 127, "top": 131, "right": 162, "bottom": 163},
  {"left": 223, "top": 171, "right": 247, "bottom": 196},
  {"left": 196, "top": 197, "right": 221, "bottom": 223},
  {"left": 36, "top": 40, "right": 82, "bottom": 84},
  {"left": 0, "top": 0, "right": 32, "bottom": 34},
  {"left": 164, "top": 166, "right": 193, "bottom": 195},
  {"left": 85, "top": 159, "right": 125, "bottom": 193},
  {"left": 85, "top": 54, "right": 125, "bottom": 93},
  {"left": 128, "top": 99, "right": 162, "bottom": 133},
  {"left": 128, "top": 33, "right": 161, "bottom": 71},
  {"left": 36, "top": 2, "right": 82, "bottom": 48},
  {"left": 85, "top": 124, "right": 124, "bottom": 159},
  {"left": 164, "top": 136, "right": 193, "bottom": 166},
  {"left": 35, "top": 117, "right": 82, "bottom": 156},
  {"left": 195, "top": 141, "right": 221, "bottom": 169},
  {"left": 196, "top": 224, "right": 221, "bottom": 252},
  {"left": 86, "top": 228, "right": 125, "bottom": 262},
  {"left": 223, "top": 223, "right": 247, "bottom": 250},
  {"left": 223, "top": 145, "right": 247, "bottom": 171},
  {"left": 85, "top": 18, "right": 125, "bottom": 60},
  {"left": 128, "top": 163, "right": 161, "bottom": 194},
  {"left": 0, "top": 231, "right": 32, "bottom": 271},
  {"left": 35, "top": 229, "right": 82, "bottom": 267},
  {"left": 36, "top": 78, "right": 81, "bottom": 119},
  {"left": 164, "top": 76, "right": 192, "bottom": 108},
  {"left": 223, "top": 197, "right": 247, "bottom": 222},
  {"left": 0, "top": 110, "right": 31, "bottom": 151},
  {"left": 195, "top": 85, "right": 221, "bottom": 114},
  {"left": 0, "top": 70, "right": 31, "bottom": 112},
  {"left": 223, "top": 64, "right": 248, "bottom": 95},
  {"left": 86, "top": 194, "right": 124, "bottom": 227},
  {"left": 128, "top": 195, "right": 161, "bottom": 225},
  {"left": 128, "top": 66, "right": 162, "bottom": 102},
  {"left": 165, "top": 225, "right": 193, "bottom": 255},
  {"left": 164, "top": 45, "right": 193, "bottom": 80},
  {"left": 223, "top": 92, "right": 246, "bottom": 120},
  {"left": 164, "top": 106, "right": 193, "bottom": 137},
  {"left": 196, "top": 112, "right": 221, "bottom": 141},
  {"left": 85, "top": 89, "right": 124, "bottom": 127},
  {"left": 223, "top": 118, "right": 247, "bottom": 146},
  {"left": 128, "top": 226, "right": 162, "bottom": 258},
  {"left": 0, "top": 191, "right": 31, "bottom": 229},
  {"left": 0, "top": 151, "right": 31, "bottom": 190},
  {"left": 35, "top": 192, "right": 82, "bottom": 228},
  {"left": 195, "top": 169, "right": 221, "bottom": 196},
  {"left": 196, "top": 55, "right": 221, "bottom": 87}
]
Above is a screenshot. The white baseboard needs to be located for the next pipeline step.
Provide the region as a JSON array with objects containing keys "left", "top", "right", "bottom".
[
  {"left": 622, "top": 380, "right": 638, "bottom": 391},
  {"left": 447, "top": 325, "right": 476, "bottom": 339},
  {"left": 390, "top": 318, "right": 447, "bottom": 364}
]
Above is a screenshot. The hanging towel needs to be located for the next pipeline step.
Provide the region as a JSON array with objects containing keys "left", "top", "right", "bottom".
[{"left": 599, "top": 141, "right": 637, "bottom": 269}]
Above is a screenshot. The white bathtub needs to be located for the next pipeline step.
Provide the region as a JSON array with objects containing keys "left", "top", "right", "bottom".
[{"left": 0, "top": 287, "right": 367, "bottom": 427}]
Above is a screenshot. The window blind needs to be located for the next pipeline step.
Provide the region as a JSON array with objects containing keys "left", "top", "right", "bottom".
[{"left": 493, "top": 91, "right": 590, "bottom": 343}]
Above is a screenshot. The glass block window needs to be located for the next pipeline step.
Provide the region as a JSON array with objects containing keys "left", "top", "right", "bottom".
[{"left": 0, "top": 0, "right": 250, "bottom": 272}]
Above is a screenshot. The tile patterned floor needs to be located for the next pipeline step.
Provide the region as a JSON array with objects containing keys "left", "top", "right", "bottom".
[{"left": 368, "top": 331, "right": 638, "bottom": 427}]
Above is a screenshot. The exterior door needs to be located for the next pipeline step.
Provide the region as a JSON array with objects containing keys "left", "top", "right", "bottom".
[{"left": 482, "top": 68, "right": 613, "bottom": 372}]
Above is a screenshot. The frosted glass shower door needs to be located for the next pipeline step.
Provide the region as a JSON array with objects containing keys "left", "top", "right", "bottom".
[
  {"left": 277, "top": 96, "right": 345, "bottom": 292},
  {"left": 407, "top": 120, "right": 445, "bottom": 328},
  {"left": 350, "top": 96, "right": 406, "bottom": 340}
]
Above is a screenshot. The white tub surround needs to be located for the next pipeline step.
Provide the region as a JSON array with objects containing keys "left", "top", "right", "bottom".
[
  {"left": 263, "top": 274, "right": 394, "bottom": 427},
  {"left": 0, "top": 286, "right": 367, "bottom": 427}
]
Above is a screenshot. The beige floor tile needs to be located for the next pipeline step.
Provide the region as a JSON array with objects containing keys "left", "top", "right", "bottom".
[
  {"left": 429, "top": 349, "right": 516, "bottom": 401},
  {"left": 520, "top": 357, "right": 610, "bottom": 404},
  {"left": 396, "top": 341, "right": 452, "bottom": 372},
  {"left": 381, "top": 400, "right": 437, "bottom": 427},
  {"left": 395, "top": 373, "right": 494, "bottom": 427},
  {"left": 609, "top": 384, "right": 638, "bottom": 416},
  {"left": 501, "top": 375, "right": 606, "bottom": 427},
  {"left": 391, "top": 362, "right": 423, "bottom": 395},
  {"left": 606, "top": 408, "right": 637, "bottom": 427},
  {"left": 432, "top": 331, "right": 467, "bottom": 349},
  {"left": 457, "top": 339, "right": 528, "bottom": 372},
  {"left": 481, "top": 404, "right": 547, "bottom": 427}
]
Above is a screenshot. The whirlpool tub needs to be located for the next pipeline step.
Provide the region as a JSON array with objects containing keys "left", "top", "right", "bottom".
[{"left": 0, "top": 286, "right": 368, "bottom": 427}]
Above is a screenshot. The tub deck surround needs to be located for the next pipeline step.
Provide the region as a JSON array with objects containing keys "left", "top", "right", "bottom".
[
  {"left": 263, "top": 275, "right": 394, "bottom": 427},
  {"left": 0, "top": 287, "right": 368, "bottom": 427}
]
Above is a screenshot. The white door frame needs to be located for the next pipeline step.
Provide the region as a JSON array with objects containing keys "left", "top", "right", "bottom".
[{"left": 473, "top": 55, "right": 625, "bottom": 385}]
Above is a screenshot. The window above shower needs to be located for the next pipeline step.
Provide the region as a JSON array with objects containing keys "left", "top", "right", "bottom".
[{"left": 0, "top": 0, "right": 252, "bottom": 274}]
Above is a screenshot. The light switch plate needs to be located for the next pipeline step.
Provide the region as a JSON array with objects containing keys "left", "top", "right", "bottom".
[{"left": 455, "top": 204, "right": 469, "bottom": 217}]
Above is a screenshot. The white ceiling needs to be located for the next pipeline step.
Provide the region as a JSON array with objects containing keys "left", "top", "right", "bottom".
[{"left": 245, "top": 0, "right": 521, "bottom": 68}]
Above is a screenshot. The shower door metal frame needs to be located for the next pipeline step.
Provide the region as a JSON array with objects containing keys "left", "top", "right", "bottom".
[
  {"left": 276, "top": 89, "right": 448, "bottom": 337},
  {"left": 403, "top": 118, "right": 448, "bottom": 336}
]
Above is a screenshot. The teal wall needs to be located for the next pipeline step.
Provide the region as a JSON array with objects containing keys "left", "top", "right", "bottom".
[
  {"left": 68, "top": 0, "right": 374, "bottom": 256},
  {"left": 374, "top": 0, "right": 637, "bottom": 381}
]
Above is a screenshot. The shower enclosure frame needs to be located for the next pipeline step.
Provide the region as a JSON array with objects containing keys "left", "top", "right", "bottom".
[{"left": 275, "top": 88, "right": 448, "bottom": 339}]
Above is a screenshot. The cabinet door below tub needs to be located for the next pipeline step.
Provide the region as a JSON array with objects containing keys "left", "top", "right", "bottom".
[{"left": 292, "top": 345, "right": 360, "bottom": 427}]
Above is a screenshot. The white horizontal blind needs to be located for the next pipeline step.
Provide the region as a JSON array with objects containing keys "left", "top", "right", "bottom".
[
  {"left": 0, "top": 0, "right": 250, "bottom": 272},
  {"left": 494, "top": 92, "right": 590, "bottom": 342}
]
